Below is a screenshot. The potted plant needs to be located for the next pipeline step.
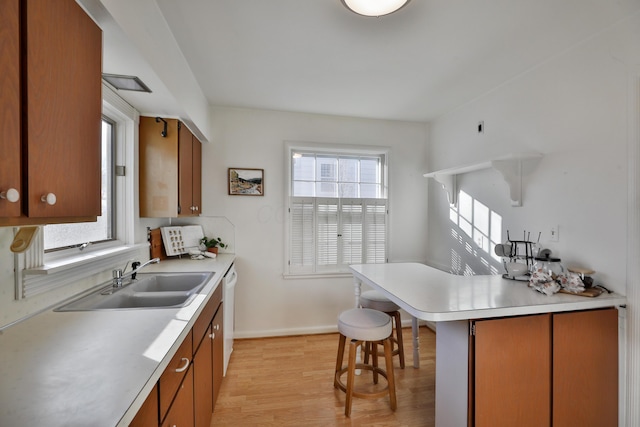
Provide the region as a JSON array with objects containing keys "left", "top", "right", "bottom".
[{"left": 199, "top": 236, "right": 227, "bottom": 254}]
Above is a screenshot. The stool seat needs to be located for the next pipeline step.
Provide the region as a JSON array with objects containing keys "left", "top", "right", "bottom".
[
  {"left": 338, "top": 308, "right": 392, "bottom": 341},
  {"left": 360, "top": 290, "right": 400, "bottom": 313},
  {"left": 334, "top": 308, "right": 397, "bottom": 417}
]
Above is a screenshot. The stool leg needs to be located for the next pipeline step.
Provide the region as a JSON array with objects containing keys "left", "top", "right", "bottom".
[
  {"left": 372, "top": 340, "right": 379, "bottom": 384},
  {"left": 383, "top": 337, "right": 397, "bottom": 411},
  {"left": 345, "top": 339, "right": 358, "bottom": 417},
  {"left": 393, "top": 311, "right": 405, "bottom": 369},
  {"left": 334, "top": 334, "right": 346, "bottom": 389},
  {"left": 363, "top": 341, "right": 370, "bottom": 365}
]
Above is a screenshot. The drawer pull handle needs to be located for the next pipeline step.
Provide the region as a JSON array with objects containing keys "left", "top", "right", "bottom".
[{"left": 175, "top": 357, "right": 190, "bottom": 373}]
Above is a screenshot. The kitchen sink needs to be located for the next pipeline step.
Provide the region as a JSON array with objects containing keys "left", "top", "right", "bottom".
[
  {"left": 55, "top": 272, "right": 213, "bottom": 311},
  {"left": 130, "top": 273, "right": 212, "bottom": 293}
]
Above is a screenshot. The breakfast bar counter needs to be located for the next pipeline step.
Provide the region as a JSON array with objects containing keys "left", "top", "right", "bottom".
[{"left": 349, "top": 262, "right": 626, "bottom": 322}]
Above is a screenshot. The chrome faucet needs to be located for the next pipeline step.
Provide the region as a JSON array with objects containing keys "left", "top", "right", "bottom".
[{"left": 112, "top": 257, "right": 160, "bottom": 288}]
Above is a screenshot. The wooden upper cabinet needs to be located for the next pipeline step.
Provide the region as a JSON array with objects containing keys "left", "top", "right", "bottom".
[
  {"left": 24, "top": 0, "right": 102, "bottom": 218},
  {"left": 140, "top": 116, "right": 202, "bottom": 218},
  {"left": 0, "top": 0, "right": 21, "bottom": 218},
  {"left": 191, "top": 134, "right": 202, "bottom": 215},
  {"left": 0, "top": 0, "right": 102, "bottom": 224}
]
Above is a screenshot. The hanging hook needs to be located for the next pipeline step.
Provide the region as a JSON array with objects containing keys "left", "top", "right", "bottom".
[{"left": 155, "top": 117, "right": 167, "bottom": 137}]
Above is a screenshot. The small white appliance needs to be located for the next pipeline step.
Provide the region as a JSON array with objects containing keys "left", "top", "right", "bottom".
[{"left": 223, "top": 262, "right": 237, "bottom": 376}]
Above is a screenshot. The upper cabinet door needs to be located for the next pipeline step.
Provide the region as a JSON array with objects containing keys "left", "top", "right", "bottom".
[
  {"left": 24, "top": 0, "right": 102, "bottom": 218},
  {"left": 192, "top": 136, "right": 202, "bottom": 215},
  {"left": 0, "top": 0, "right": 21, "bottom": 218},
  {"left": 178, "top": 123, "right": 195, "bottom": 216}
]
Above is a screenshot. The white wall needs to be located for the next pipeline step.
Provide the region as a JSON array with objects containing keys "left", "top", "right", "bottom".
[
  {"left": 201, "top": 107, "right": 428, "bottom": 337},
  {"left": 426, "top": 14, "right": 640, "bottom": 295}
]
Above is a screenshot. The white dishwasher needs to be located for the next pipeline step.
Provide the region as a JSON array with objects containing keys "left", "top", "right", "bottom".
[{"left": 222, "top": 263, "right": 237, "bottom": 376}]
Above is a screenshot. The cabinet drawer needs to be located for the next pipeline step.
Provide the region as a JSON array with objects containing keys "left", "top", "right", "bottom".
[
  {"left": 193, "top": 284, "right": 222, "bottom": 352},
  {"left": 159, "top": 330, "right": 193, "bottom": 420}
]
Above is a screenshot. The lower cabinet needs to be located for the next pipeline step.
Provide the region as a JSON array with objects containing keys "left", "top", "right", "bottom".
[
  {"left": 472, "top": 314, "right": 551, "bottom": 427},
  {"left": 130, "top": 284, "right": 224, "bottom": 427},
  {"left": 193, "top": 323, "right": 213, "bottom": 427},
  {"left": 552, "top": 308, "right": 618, "bottom": 426},
  {"left": 130, "top": 385, "right": 159, "bottom": 427},
  {"left": 162, "top": 367, "right": 194, "bottom": 427},
  {"left": 212, "top": 304, "right": 224, "bottom": 409},
  {"left": 470, "top": 308, "right": 618, "bottom": 427}
]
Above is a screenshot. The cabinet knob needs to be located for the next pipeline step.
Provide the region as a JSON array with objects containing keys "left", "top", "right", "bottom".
[
  {"left": 210, "top": 332, "right": 215, "bottom": 340},
  {"left": 213, "top": 324, "right": 220, "bottom": 331},
  {"left": 41, "top": 193, "right": 57, "bottom": 205},
  {"left": 0, "top": 188, "right": 19, "bottom": 203}
]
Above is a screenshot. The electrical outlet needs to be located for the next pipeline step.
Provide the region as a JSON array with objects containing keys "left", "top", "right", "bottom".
[{"left": 550, "top": 225, "right": 559, "bottom": 242}]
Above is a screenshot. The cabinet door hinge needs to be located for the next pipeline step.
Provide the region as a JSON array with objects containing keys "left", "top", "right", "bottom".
[{"left": 470, "top": 322, "right": 476, "bottom": 336}]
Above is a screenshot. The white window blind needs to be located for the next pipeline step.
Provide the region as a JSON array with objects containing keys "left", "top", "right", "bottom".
[{"left": 288, "top": 197, "right": 387, "bottom": 274}]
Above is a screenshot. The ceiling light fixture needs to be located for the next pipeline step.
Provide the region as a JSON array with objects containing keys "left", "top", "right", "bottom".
[
  {"left": 102, "top": 73, "right": 152, "bottom": 93},
  {"left": 341, "top": 0, "right": 411, "bottom": 17}
]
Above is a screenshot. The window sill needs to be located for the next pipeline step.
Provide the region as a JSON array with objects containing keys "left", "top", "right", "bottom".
[{"left": 18, "top": 243, "right": 149, "bottom": 299}]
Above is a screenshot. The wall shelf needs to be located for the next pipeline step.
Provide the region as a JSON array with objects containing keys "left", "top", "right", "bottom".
[{"left": 423, "top": 152, "right": 542, "bottom": 206}]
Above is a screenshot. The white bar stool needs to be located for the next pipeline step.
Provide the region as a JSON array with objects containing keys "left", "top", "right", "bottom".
[
  {"left": 359, "top": 290, "right": 406, "bottom": 369},
  {"left": 334, "top": 308, "right": 397, "bottom": 417}
]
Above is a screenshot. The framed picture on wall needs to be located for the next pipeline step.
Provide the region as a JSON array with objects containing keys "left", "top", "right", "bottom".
[{"left": 228, "top": 168, "right": 264, "bottom": 196}]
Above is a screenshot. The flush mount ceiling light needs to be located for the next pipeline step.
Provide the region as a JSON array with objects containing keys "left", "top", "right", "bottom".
[
  {"left": 102, "top": 73, "right": 152, "bottom": 93},
  {"left": 341, "top": 0, "right": 411, "bottom": 17}
]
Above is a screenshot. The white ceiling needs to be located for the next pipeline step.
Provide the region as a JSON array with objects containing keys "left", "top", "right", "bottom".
[{"left": 96, "top": 0, "right": 640, "bottom": 123}]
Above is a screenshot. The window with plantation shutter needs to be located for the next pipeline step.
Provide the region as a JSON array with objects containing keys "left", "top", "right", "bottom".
[{"left": 285, "top": 143, "right": 389, "bottom": 276}]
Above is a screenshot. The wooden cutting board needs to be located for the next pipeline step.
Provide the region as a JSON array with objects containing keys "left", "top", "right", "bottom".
[
  {"left": 149, "top": 228, "right": 167, "bottom": 260},
  {"left": 559, "top": 287, "right": 604, "bottom": 298}
]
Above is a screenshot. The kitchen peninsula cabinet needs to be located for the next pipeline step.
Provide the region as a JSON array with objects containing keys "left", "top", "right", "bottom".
[
  {"left": 472, "top": 314, "right": 551, "bottom": 427},
  {"left": 0, "top": 0, "right": 102, "bottom": 225},
  {"left": 469, "top": 308, "right": 618, "bottom": 427},
  {"left": 139, "top": 116, "right": 202, "bottom": 218}
]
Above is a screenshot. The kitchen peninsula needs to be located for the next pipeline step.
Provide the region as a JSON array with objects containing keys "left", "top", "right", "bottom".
[{"left": 349, "top": 263, "right": 626, "bottom": 427}]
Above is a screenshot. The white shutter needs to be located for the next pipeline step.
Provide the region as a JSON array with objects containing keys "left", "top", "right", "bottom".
[
  {"left": 316, "top": 198, "right": 338, "bottom": 271},
  {"left": 290, "top": 197, "right": 315, "bottom": 274},
  {"left": 364, "top": 199, "right": 387, "bottom": 264},
  {"left": 340, "top": 199, "right": 363, "bottom": 266}
]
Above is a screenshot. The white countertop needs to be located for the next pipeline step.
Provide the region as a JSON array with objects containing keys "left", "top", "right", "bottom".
[
  {"left": 0, "top": 254, "right": 235, "bottom": 427},
  {"left": 350, "top": 263, "right": 626, "bottom": 322}
]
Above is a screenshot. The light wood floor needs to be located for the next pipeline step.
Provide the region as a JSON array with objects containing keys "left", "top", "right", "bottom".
[{"left": 212, "top": 326, "right": 436, "bottom": 426}]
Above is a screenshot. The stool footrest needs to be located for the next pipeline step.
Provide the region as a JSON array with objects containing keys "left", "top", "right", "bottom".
[{"left": 334, "top": 364, "right": 391, "bottom": 399}]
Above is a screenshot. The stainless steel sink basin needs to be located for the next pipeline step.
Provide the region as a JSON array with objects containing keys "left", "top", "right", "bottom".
[
  {"left": 130, "top": 273, "right": 212, "bottom": 293},
  {"left": 55, "top": 272, "right": 213, "bottom": 311}
]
